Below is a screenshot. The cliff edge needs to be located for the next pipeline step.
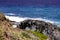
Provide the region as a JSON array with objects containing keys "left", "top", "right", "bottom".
[{"left": 0, "top": 13, "right": 47, "bottom": 40}]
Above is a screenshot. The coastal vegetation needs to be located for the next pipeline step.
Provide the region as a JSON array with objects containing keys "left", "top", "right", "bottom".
[{"left": 0, "top": 13, "right": 47, "bottom": 40}]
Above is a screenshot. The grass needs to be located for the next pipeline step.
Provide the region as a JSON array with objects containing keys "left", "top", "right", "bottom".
[
  {"left": 21, "top": 32, "right": 31, "bottom": 38},
  {"left": 0, "top": 27, "right": 47, "bottom": 40},
  {"left": 27, "top": 30, "right": 47, "bottom": 40},
  {"left": 11, "top": 30, "right": 31, "bottom": 40},
  {"left": 0, "top": 37, "right": 3, "bottom": 40},
  {"left": 0, "top": 30, "right": 3, "bottom": 40}
]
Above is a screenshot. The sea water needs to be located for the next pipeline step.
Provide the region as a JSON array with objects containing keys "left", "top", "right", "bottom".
[{"left": 0, "top": 6, "right": 60, "bottom": 26}]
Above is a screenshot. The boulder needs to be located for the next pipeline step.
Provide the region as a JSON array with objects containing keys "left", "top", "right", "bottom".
[{"left": 17, "top": 19, "right": 60, "bottom": 40}]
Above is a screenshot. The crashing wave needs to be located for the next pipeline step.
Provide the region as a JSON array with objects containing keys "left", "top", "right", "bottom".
[
  {"left": 5, "top": 16, "right": 53, "bottom": 22},
  {"left": 5, "top": 15, "right": 60, "bottom": 26}
]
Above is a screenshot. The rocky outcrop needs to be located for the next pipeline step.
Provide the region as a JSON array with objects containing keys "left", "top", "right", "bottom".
[
  {"left": 1, "top": 13, "right": 60, "bottom": 40},
  {"left": 0, "top": 13, "right": 47, "bottom": 40},
  {"left": 0, "top": 13, "right": 11, "bottom": 26},
  {"left": 17, "top": 19, "right": 60, "bottom": 40},
  {"left": 0, "top": 13, "right": 6, "bottom": 21},
  {"left": 0, "top": 13, "right": 12, "bottom": 40}
]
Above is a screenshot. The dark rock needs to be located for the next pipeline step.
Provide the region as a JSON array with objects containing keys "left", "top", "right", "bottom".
[
  {"left": 17, "top": 19, "right": 60, "bottom": 40},
  {"left": 0, "top": 13, "right": 6, "bottom": 21}
]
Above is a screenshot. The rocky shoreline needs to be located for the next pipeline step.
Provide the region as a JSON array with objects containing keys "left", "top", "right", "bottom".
[
  {"left": 0, "top": 13, "right": 60, "bottom": 40},
  {"left": 16, "top": 19, "right": 60, "bottom": 40},
  {"left": 6, "top": 15, "right": 60, "bottom": 40}
]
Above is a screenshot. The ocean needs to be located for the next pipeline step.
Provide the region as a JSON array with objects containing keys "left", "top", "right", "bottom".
[{"left": 0, "top": 6, "right": 60, "bottom": 27}]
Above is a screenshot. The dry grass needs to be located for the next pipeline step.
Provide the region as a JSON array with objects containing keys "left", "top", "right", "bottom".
[{"left": 0, "top": 13, "right": 47, "bottom": 40}]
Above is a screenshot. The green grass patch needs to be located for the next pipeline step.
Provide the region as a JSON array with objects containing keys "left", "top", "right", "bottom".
[
  {"left": 21, "top": 32, "right": 31, "bottom": 38},
  {"left": 27, "top": 30, "right": 47, "bottom": 40}
]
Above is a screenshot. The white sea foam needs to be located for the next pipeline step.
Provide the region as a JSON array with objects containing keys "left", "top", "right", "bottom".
[
  {"left": 9, "top": 13, "right": 16, "bottom": 15},
  {"left": 4, "top": 13, "right": 16, "bottom": 15},
  {"left": 5, "top": 16, "right": 55, "bottom": 23},
  {"left": 5, "top": 15, "right": 60, "bottom": 26},
  {"left": 5, "top": 16, "right": 27, "bottom": 22}
]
